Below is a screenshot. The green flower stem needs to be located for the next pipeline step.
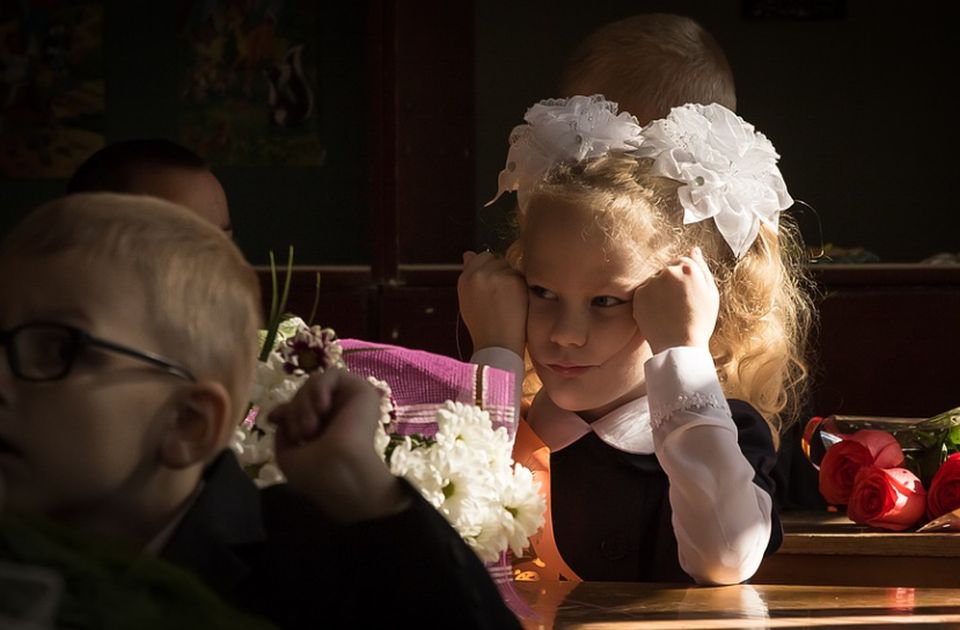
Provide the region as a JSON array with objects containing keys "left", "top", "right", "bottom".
[
  {"left": 307, "top": 271, "right": 321, "bottom": 326},
  {"left": 259, "top": 246, "right": 295, "bottom": 362}
]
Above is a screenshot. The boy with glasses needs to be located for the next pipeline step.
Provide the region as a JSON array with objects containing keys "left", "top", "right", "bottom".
[{"left": 0, "top": 193, "right": 521, "bottom": 629}]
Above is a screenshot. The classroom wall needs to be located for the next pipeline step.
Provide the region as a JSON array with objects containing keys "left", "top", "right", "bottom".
[
  {"left": 2, "top": 1, "right": 958, "bottom": 264},
  {"left": 0, "top": 0, "right": 368, "bottom": 266}
]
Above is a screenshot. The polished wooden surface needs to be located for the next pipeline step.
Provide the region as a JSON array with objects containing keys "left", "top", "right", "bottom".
[
  {"left": 511, "top": 581, "right": 960, "bottom": 629},
  {"left": 754, "top": 511, "right": 960, "bottom": 588}
]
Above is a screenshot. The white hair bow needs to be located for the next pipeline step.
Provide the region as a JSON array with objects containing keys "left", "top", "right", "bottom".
[
  {"left": 634, "top": 103, "right": 793, "bottom": 258},
  {"left": 487, "top": 94, "right": 644, "bottom": 210},
  {"left": 489, "top": 96, "right": 794, "bottom": 259}
]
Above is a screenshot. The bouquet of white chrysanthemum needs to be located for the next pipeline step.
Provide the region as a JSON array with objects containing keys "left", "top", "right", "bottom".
[
  {"left": 234, "top": 250, "right": 544, "bottom": 567},
  {"left": 231, "top": 315, "right": 345, "bottom": 487},
  {"left": 374, "top": 401, "right": 545, "bottom": 563}
]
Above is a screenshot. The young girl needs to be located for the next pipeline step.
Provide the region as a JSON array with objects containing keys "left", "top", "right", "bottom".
[{"left": 459, "top": 95, "right": 812, "bottom": 585}]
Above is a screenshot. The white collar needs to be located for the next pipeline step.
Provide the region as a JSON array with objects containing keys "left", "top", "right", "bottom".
[{"left": 526, "top": 392, "right": 654, "bottom": 455}]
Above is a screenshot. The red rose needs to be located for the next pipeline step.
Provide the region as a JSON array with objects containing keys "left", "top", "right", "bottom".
[
  {"left": 847, "top": 466, "right": 926, "bottom": 531},
  {"left": 927, "top": 453, "right": 960, "bottom": 519},
  {"left": 818, "top": 429, "right": 904, "bottom": 505},
  {"left": 818, "top": 441, "right": 873, "bottom": 505}
]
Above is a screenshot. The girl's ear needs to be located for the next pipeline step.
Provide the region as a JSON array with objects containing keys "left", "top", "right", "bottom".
[{"left": 159, "top": 381, "right": 233, "bottom": 469}]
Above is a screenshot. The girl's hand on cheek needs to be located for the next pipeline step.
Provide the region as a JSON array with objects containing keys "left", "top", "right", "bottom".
[
  {"left": 457, "top": 250, "right": 528, "bottom": 356},
  {"left": 632, "top": 247, "right": 720, "bottom": 355}
]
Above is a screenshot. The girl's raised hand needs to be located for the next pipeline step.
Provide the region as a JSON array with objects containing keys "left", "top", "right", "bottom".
[
  {"left": 632, "top": 246, "right": 720, "bottom": 355},
  {"left": 457, "top": 250, "right": 528, "bottom": 356}
]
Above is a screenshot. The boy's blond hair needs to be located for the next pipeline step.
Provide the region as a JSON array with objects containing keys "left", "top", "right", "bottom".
[
  {"left": 507, "top": 154, "right": 813, "bottom": 449},
  {"left": 560, "top": 13, "right": 736, "bottom": 125},
  {"left": 0, "top": 193, "right": 262, "bottom": 427}
]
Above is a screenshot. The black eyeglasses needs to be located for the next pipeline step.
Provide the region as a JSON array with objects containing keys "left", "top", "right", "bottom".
[{"left": 0, "top": 322, "right": 195, "bottom": 382}]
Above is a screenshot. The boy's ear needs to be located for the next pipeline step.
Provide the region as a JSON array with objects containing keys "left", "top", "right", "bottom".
[{"left": 159, "top": 381, "right": 233, "bottom": 469}]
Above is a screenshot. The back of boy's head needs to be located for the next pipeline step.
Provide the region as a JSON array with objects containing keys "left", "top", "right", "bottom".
[
  {"left": 0, "top": 193, "right": 261, "bottom": 428},
  {"left": 67, "top": 139, "right": 209, "bottom": 194},
  {"left": 560, "top": 13, "right": 736, "bottom": 125}
]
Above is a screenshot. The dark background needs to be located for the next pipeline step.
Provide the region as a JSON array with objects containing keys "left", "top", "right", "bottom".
[
  {"left": 1, "top": 0, "right": 958, "bottom": 264},
  {"left": 474, "top": 0, "right": 959, "bottom": 262},
  {"left": 0, "top": 0, "right": 369, "bottom": 266}
]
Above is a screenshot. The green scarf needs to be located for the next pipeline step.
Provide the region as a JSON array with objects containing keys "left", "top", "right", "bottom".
[{"left": 0, "top": 515, "right": 276, "bottom": 630}]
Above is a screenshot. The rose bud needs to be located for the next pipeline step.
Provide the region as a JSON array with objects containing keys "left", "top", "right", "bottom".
[
  {"left": 847, "top": 429, "right": 904, "bottom": 468},
  {"left": 927, "top": 452, "right": 960, "bottom": 519},
  {"left": 818, "top": 440, "right": 875, "bottom": 505},
  {"left": 847, "top": 466, "right": 926, "bottom": 531}
]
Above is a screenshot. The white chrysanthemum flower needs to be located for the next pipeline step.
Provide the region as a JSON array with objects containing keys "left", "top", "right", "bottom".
[
  {"left": 254, "top": 462, "right": 285, "bottom": 488},
  {"left": 373, "top": 424, "right": 391, "bottom": 462},
  {"left": 252, "top": 364, "right": 307, "bottom": 418},
  {"left": 377, "top": 400, "right": 546, "bottom": 564},
  {"left": 232, "top": 426, "right": 275, "bottom": 467},
  {"left": 499, "top": 464, "right": 547, "bottom": 555},
  {"left": 435, "top": 401, "right": 512, "bottom": 459},
  {"left": 458, "top": 460, "right": 545, "bottom": 562},
  {"left": 251, "top": 408, "right": 277, "bottom": 435},
  {"left": 441, "top": 491, "right": 489, "bottom": 542},
  {"left": 251, "top": 352, "right": 307, "bottom": 406},
  {"left": 366, "top": 376, "right": 395, "bottom": 427},
  {"left": 390, "top": 438, "right": 442, "bottom": 496},
  {"left": 434, "top": 464, "right": 499, "bottom": 555},
  {"left": 249, "top": 356, "right": 286, "bottom": 405},
  {"left": 229, "top": 428, "right": 250, "bottom": 458},
  {"left": 384, "top": 436, "right": 409, "bottom": 474},
  {"left": 472, "top": 510, "right": 513, "bottom": 563}
]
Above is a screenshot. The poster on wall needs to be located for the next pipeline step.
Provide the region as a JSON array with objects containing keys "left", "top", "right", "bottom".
[
  {"left": 0, "top": 1, "right": 104, "bottom": 178},
  {"left": 176, "top": 0, "right": 325, "bottom": 168}
]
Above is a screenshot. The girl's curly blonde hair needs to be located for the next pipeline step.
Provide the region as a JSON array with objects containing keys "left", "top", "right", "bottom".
[{"left": 506, "top": 153, "right": 814, "bottom": 449}]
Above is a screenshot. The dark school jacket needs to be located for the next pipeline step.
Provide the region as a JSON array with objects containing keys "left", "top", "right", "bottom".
[
  {"left": 550, "top": 400, "right": 783, "bottom": 582},
  {"left": 161, "top": 450, "right": 523, "bottom": 629}
]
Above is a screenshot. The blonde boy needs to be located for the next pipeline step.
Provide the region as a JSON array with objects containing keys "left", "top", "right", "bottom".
[{"left": 0, "top": 194, "right": 521, "bottom": 629}]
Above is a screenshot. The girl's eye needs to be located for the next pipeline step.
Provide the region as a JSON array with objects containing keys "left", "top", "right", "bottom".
[
  {"left": 592, "top": 295, "right": 626, "bottom": 308},
  {"left": 529, "top": 285, "right": 557, "bottom": 300}
]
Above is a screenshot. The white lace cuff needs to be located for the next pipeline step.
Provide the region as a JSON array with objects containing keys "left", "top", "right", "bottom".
[
  {"left": 649, "top": 392, "right": 729, "bottom": 430},
  {"left": 644, "top": 346, "right": 729, "bottom": 430}
]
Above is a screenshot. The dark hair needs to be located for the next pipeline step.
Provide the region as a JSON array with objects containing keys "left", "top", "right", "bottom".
[{"left": 67, "top": 139, "right": 209, "bottom": 194}]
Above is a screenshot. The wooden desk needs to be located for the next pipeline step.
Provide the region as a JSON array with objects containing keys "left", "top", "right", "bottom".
[
  {"left": 511, "top": 581, "right": 960, "bottom": 629},
  {"left": 753, "top": 511, "right": 960, "bottom": 587}
]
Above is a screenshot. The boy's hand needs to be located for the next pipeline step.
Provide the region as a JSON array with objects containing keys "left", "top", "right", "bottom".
[
  {"left": 633, "top": 247, "right": 720, "bottom": 355},
  {"left": 268, "top": 369, "right": 409, "bottom": 523},
  {"left": 457, "top": 250, "right": 528, "bottom": 356}
]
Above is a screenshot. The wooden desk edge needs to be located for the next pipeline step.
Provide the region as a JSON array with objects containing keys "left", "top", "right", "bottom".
[{"left": 779, "top": 531, "right": 960, "bottom": 557}]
